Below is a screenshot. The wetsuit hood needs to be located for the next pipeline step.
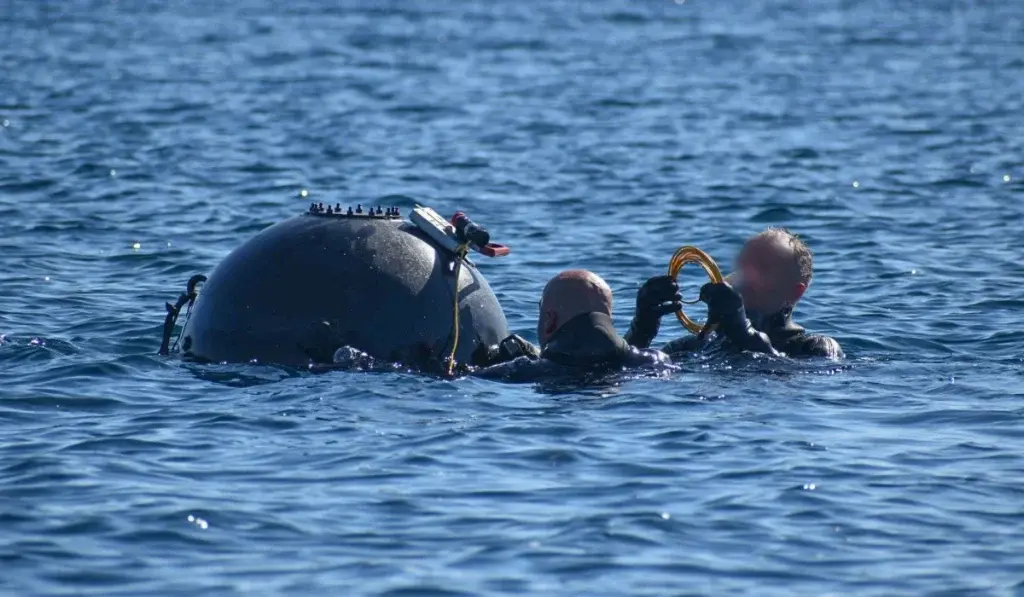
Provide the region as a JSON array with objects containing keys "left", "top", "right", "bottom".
[{"left": 541, "top": 312, "right": 630, "bottom": 367}]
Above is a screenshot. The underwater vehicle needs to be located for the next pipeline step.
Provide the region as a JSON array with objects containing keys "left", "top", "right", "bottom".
[{"left": 159, "top": 203, "right": 510, "bottom": 371}]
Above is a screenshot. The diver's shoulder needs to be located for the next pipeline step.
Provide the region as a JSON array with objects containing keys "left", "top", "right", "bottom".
[{"left": 788, "top": 333, "right": 844, "bottom": 359}]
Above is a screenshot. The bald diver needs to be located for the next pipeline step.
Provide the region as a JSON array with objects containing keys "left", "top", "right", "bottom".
[
  {"left": 626, "top": 228, "right": 843, "bottom": 359},
  {"left": 474, "top": 269, "right": 670, "bottom": 379}
]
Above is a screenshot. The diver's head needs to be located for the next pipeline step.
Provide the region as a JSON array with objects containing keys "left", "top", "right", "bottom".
[
  {"left": 734, "top": 228, "right": 812, "bottom": 314},
  {"left": 538, "top": 269, "right": 613, "bottom": 345}
]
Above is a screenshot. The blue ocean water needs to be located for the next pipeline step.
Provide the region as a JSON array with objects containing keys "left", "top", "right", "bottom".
[{"left": 1, "top": 0, "right": 1022, "bottom": 595}]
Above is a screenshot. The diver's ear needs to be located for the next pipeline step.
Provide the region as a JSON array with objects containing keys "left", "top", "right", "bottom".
[
  {"left": 791, "top": 282, "right": 807, "bottom": 303},
  {"left": 541, "top": 311, "right": 559, "bottom": 343}
]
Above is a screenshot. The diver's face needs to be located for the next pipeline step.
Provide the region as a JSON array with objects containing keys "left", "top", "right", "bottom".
[{"left": 735, "top": 237, "right": 802, "bottom": 314}]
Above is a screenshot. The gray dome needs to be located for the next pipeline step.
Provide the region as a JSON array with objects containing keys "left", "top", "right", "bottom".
[{"left": 180, "top": 210, "right": 509, "bottom": 368}]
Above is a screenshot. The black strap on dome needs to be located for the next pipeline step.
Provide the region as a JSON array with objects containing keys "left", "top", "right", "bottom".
[{"left": 159, "top": 274, "right": 207, "bottom": 355}]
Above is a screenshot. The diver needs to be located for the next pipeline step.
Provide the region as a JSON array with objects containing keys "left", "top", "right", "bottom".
[
  {"left": 474, "top": 269, "right": 669, "bottom": 377},
  {"left": 626, "top": 228, "right": 843, "bottom": 359}
]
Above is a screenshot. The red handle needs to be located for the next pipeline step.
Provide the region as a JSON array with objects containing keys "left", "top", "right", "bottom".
[{"left": 478, "top": 243, "right": 510, "bottom": 257}]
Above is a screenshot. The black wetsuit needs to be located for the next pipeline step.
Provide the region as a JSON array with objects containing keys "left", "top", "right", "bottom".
[
  {"left": 627, "top": 306, "right": 843, "bottom": 359},
  {"left": 542, "top": 312, "right": 670, "bottom": 367},
  {"left": 474, "top": 312, "right": 670, "bottom": 378}
]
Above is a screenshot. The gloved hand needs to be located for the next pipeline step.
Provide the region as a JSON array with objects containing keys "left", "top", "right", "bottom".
[
  {"left": 625, "top": 275, "right": 682, "bottom": 348},
  {"left": 471, "top": 334, "right": 541, "bottom": 367},
  {"left": 698, "top": 281, "right": 777, "bottom": 355},
  {"left": 699, "top": 281, "right": 744, "bottom": 328}
]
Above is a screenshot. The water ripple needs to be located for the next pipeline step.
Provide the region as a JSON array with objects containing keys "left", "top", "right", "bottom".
[{"left": 2, "top": 0, "right": 1023, "bottom": 595}]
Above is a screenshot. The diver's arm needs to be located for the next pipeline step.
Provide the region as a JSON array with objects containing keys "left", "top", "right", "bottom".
[
  {"left": 624, "top": 317, "right": 658, "bottom": 349},
  {"left": 716, "top": 315, "right": 780, "bottom": 356},
  {"left": 471, "top": 334, "right": 541, "bottom": 367},
  {"left": 471, "top": 355, "right": 561, "bottom": 382},
  {"left": 472, "top": 357, "right": 523, "bottom": 380},
  {"left": 660, "top": 335, "right": 707, "bottom": 356},
  {"left": 700, "top": 282, "right": 780, "bottom": 357},
  {"left": 621, "top": 345, "right": 673, "bottom": 368}
]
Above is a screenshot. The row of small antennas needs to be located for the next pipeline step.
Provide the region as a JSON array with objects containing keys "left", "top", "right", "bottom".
[{"left": 308, "top": 203, "right": 401, "bottom": 217}]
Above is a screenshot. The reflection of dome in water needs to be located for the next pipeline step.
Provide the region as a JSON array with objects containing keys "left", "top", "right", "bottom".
[{"left": 180, "top": 207, "right": 508, "bottom": 367}]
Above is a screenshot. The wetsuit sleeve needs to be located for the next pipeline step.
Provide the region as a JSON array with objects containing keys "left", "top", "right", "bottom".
[
  {"left": 660, "top": 325, "right": 780, "bottom": 358},
  {"left": 622, "top": 346, "right": 672, "bottom": 368},
  {"left": 660, "top": 335, "right": 707, "bottom": 356},
  {"left": 718, "top": 318, "right": 780, "bottom": 356},
  {"left": 471, "top": 334, "right": 541, "bottom": 367},
  {"left": 783, "top": 334, "right": 844, "bottom": 359},
  {"left": 624, "top": 317, "right": 658, "bottom": 349},
  {"left": 472, "top": 356, "right": 527, "bottom": 380},
  {"left": 472, "top": 356, "right": 561, "bottom": 382},
  {"left": 704, "top": 300, "right": 780, "bottom": 356},
  {"left": 699, "top": 282, "right": 779, "bottom": 356}
]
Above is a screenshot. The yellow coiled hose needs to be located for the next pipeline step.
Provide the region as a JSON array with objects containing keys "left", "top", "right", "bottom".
[
  {"left": 667, "top": 246, "right": 724, "bottom": 335},
  {"left": 446, "top": 243, "right": 471, "bottom": 376}
]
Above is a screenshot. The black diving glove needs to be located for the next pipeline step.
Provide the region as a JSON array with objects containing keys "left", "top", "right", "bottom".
[
  {"left": 699, "top": 282, "right": 778, "bottom": 355},
  {"left": 625, "top": 275, "right": 682, "bottom": 348},
  {"left": 471, "top": 334, "right": 541, "bottom": 367}
]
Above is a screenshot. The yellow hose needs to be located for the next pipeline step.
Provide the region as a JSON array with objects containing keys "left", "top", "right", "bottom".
[
  {"left": 446, "top": 244, "right": 470, "bottom": 376},
  {"left": 667, "top": 246, "right": 724, "bottom": 335}
]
